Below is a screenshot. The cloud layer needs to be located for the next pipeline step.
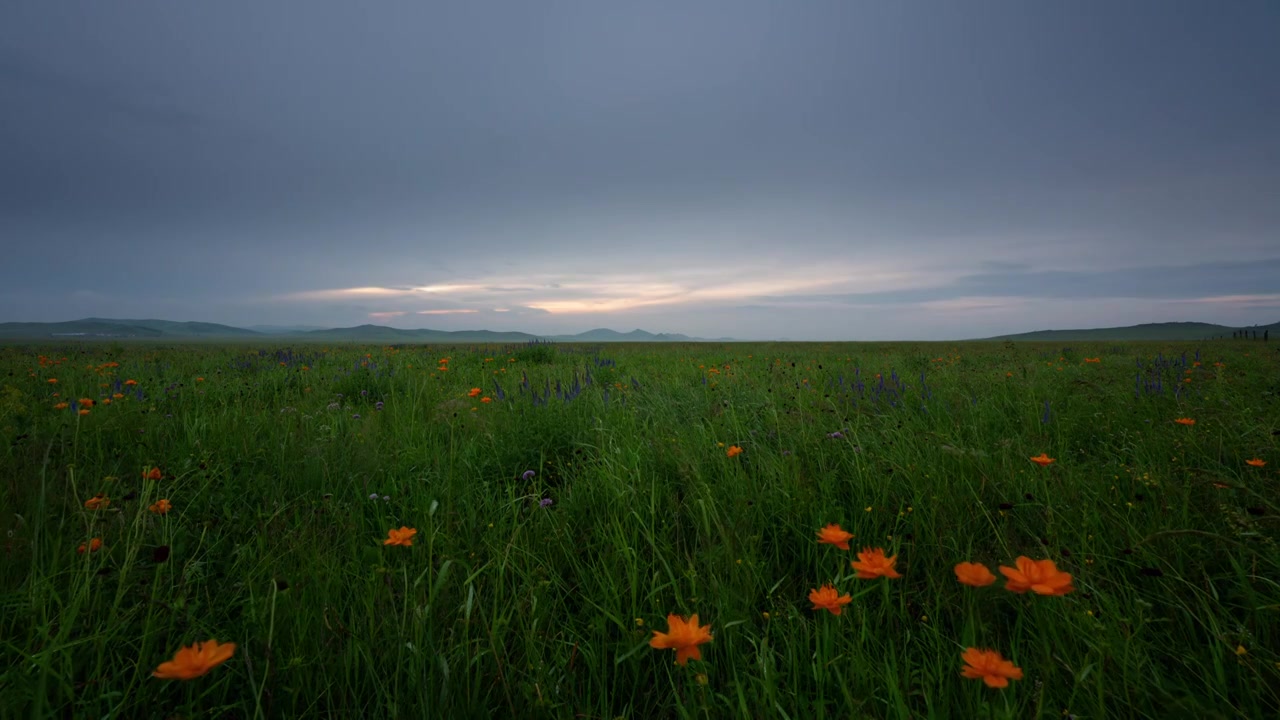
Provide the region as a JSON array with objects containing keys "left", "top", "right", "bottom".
[{"left": 2, "top": 2, "right": 1277, "bottom": 339}]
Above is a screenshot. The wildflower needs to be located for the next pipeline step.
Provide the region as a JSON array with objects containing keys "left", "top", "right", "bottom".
[
  {"left": 77, "top": 538, "right": 103, "bottom": 554},
  {"left": 480, "top": 396, "right": 492, "bottom": 403},
  {"left": 196, "top": 377, "right": 204, "bottom": 382},
  {"left": 113, "top": 393, "right": 124, "bottom": 399},
  {"left": 726, "top": 445, "right": 743, "bottom": 458},
  {"left": 649, "top": 613, "right": 713, "bottom": 666},
  {"left": 999, "top": 557, "right": 1074, "bottom": 595},
  {"left": 468, "top": 388, "right": 482, "bottom": 397},
  {"left": 1029, "top": 453, "right": 1055, "bottom": 466},
  {"left": 816, "top": 523, "right": 854, "bottom": 550},
  {"left": 961, "top": 648, "right": 1023, "bottom": 688},
  {"left": 125, "top": 379, "right": 138, "bottom": 386},
  {"left": 808, "top": 585, "right": 853, "bottom": 615},
  {"left": 48, "top": 378, "right": 58, "bottom": 384},
  {"left": 1245, "top": 458, "right": 1266, "bottom": 467},
  {"left": 54, "top": 402, "right": 69, "bottom": 410},
  {"left": 84, "top": 494, "right": 110, "bottom": 510},
  {"left": 384, "top": 526, "right": 417, "bottom": 547},
  {"left": 149, "top": 499, "right": 172, "bottom": 515},
  {"left": 1174, "top": 418, "right": 1195, "bottom": 426},
  {"left": 851, "top": 547, "right": 901, "bottom": 579},
  {"left": 954, "top": 562, "right": 997, "bottom": 587},
  {"left": 522, "top": 470, "right": 536, "bottom": 480},
  {"left": 79, "top": 398, "right": 94, "bottom": 408},
  {"left": 78, "top": 409, "right": 90, "bottom": 416},
  {"left": 539, "top": 497, "right": 553, "bottom": 508},
  {"left": 153, "top": 639, "right": 236, "bottom": 680},
  {"left": 143, "top": 467, "right": 162, "bottom": 481}
]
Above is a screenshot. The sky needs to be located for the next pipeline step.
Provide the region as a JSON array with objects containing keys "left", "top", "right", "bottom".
[{"left": 2, "top": 1, "right": 1278, "bottom": 340}]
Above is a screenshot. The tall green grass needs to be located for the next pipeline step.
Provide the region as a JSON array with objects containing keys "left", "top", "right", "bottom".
[{"left": 1, "top": 340, "right": 1276, "bottom": 718}]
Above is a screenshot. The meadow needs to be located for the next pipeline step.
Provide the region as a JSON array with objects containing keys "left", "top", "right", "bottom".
[{"left": 0, "top": 339, "right": 1276, "bottom": 719}]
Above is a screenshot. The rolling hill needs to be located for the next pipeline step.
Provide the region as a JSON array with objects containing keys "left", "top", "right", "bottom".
[
  {"left": 0, "top": 318, "right": 727, "bottom": 342},
  {"left": 3, "top": 317, "right": 1275, "bottom": 342},
  {"left": 979, "top": 321, "right": 1279, "bottom": 342}
]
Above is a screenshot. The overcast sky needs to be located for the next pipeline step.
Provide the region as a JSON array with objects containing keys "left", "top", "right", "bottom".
[{"left": 2, "top": 1, "right": 1277, "bottom": 340}]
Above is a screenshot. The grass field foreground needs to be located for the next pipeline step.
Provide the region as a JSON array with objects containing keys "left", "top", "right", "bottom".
[{"left": 1, "top": 340, "right": 1277, "bottom": 718}]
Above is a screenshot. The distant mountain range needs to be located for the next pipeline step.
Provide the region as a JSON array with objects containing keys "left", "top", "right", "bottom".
[
  {"left": 0, "top": 317, "right": 1275, "bottom": 342},
  {"left": 0, "top": 318, "right": 732, "bottom": 342},
  {"left": 979, "top": 321, "right": 1279, "bottom": 342}
]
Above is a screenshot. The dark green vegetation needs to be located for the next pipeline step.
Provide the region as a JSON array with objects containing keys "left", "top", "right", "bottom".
[{"left": 1, "top": 340, "right": 1277, "bottom": 718}]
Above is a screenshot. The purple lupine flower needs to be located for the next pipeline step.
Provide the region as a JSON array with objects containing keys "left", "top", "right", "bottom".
[{"left": 522, "top": 470, "right": 536, "bottom": 481}]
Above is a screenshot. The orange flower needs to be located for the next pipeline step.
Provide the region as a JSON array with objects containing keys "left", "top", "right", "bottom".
[
  {"left": 47, "top": 378, "right": 58, "bottom": 384},
  {"left": 1245, "top": 458, "right": 1266, "bottom": 467},
  {"left": 152, "top": 639, "right": 236, "bottom": 680},
  {"left": 54, "top": 402, "right": 69, "bottom": 410},
  {"left": 961, "top": 648, "right": 1023, "bottom": 688},
  {"left": 851, "top": 547, "right": 901, "bottom": 579},
  {"left": 468, "top": 388, "right": 482, "bottom": 397},
  {"left": 480, "top": 396, "right": 492, "bottom": 403},
  {"left": 149, "top": 498, "right": 173, "bottom": 514},
  {"left": 999, "top": 556, "right": 1074, "bottom": 595},
  {"left": 954, "top": 562, "right": 997, "bottom": 587},
  {"left": 143, "top": 467, "right": 163, "bottom": 481},
  {"left": 79, "top": 398, "right": 94, "bottom": 408},
  {"left": 808, "top": 584, "right": 853, "bottom": 615},
  {"left": 78, "top": 409, "right": 91, "bottom": 416},
  {"left": 816, "top": 523, "right": 854, "bottom": 550},
  {"left": 84, "top": 494, "right": 110, "bottom": 510},
  {"left": 384, "top": 526, "right": 417, "bottom": 546},
  {"left": 1174, "top": 418, "right": 1195, "bottom": 426},
  {"left": 1029, "top": 453, "right": 1054, "bottom": 466},
  {"left": 725, "top": 445, "right": 743, "bottom": 457},
  {"left": 125, "top": 379, "right": 138, "bottom": 386},
  {"left": 649, "top": 613, "right": 713, "bottom": 665},
  {"left": 77, "top": 538, "right": 103, "bottom": 554},
  {"left": 113, "top": 393, "right": 124, "bottom": 399}
]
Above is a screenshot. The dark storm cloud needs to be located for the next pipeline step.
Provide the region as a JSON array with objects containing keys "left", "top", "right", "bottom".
[
  {"left": 1, "top": 1, "right": 1278, "bottom": 337},
  {"left": 757, "top": 258, "right": 1280, "bottom": 306}
]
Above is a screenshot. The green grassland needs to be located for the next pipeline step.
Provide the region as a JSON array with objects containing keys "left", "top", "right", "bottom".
[{"left": 1, "top": 340, "right": 1277, "bottom": 719}]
